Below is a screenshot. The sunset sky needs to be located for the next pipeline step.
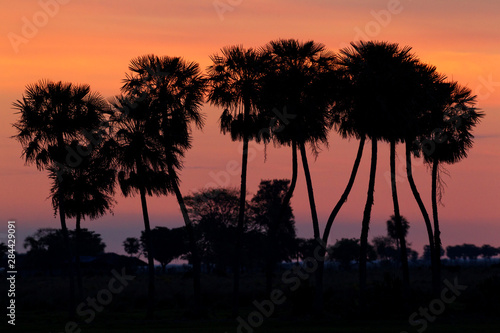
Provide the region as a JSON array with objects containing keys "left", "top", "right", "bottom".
[{"left": 1, "top": 0, "right": 499, "bottom": 256}]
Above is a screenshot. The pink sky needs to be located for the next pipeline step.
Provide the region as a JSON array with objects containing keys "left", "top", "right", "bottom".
[{"left": 1, "top": 0, "right": 499, "bottom": 255}]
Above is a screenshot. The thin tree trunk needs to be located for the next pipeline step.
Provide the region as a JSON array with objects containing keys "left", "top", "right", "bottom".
[
  {"left": 75, "top": 212, "right": 83, "bottom": 301},
  {"left": 168, "top": 164, "right": 202, "bottom": 315},
  {"left": 323, "top": 137, "right": 366, "bottom": 243},
  {"left": 233, "top": 102, "right": 251, "bottom": 317},
  {"left": 298, "top": 142, "right": 320, "bottom": 239},
  {"left": 139, "top": 186, "right": 155, "bottom": 319},
  {"left": 432, "top": 159, "right": 442, "bottom": 292},
  {"left": 281, "top": 139, "right": 298, "bottom": 210},
  {"left": 360, "top": 138, "right": 377, "bottom": 309},
  {"left": 57, "top": 136, "right": 76, "bottom": 319},
  {"left": 58, "top": 188, "right": 76, "bottom": 319},
  {"left": 390, "top": 140, "right": 410, "bottom": 294},
  {"left": 405, "top": 142, "right": 438, "bottom": 295},
  {"left": 299, "top": 142, "right": 323, "bottom": 317},
  {"left": 315, "top": 136, "right": 365, "bottom": 313}
]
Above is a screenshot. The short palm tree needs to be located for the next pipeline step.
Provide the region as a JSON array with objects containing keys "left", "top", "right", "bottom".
[
  {"left": 109, "top": 95, "right": 171, "bottom": 318},
  {"left": 12, "top": 80, "right": 107, "bottom": 317},
  {"left": 386, "top": 215, "right": 410, "bottom": 256},
  {"left": 122, "top": 54, "right": 206, "bottom": 312},
  {"left": 206, "top": 45, "right": 270, "bottom": 315}
]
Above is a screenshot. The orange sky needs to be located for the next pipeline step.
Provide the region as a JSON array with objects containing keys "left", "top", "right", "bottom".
[{"left": 1, "top": 0, "right": 499, "bottom": 255}]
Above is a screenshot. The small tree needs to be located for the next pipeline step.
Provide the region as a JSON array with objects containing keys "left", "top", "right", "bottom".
[
  {"left": 372, "top": 236, "right": 397, "bottom": 262},
  {"left": 328, "top": 238, "right": 375, "bottom": 270},
  {"left": 140, "top": 227, "right": 188, "bottom": 273},
  {"left": 123, "top": 237, "right": 141, "bottom": 257},
  {"left": 481, "top": 244, "right": 498, "bottom": 260}
]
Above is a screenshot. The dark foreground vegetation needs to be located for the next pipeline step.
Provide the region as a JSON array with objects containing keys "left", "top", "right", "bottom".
[{"left": 2, "top": 264, "right": 500, "bottom": 332}]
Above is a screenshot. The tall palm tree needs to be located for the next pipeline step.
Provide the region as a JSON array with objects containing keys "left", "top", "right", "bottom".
[
  {"left": 12, "top": 80, "right": 107, "bottom": 318},
  {"left": 421, "top": 82, "right": 482, "bottom": 291},
  {"left": 337, "top": 41, "right": 421, "bottom": 303},
  {"left": 261, "top": 39, "right": 336, "bottom": 313},
  {"left": 403, "top": 63, "right": 449, "bottom": 295},
  {"left": 122, "top": 54, "right": 206, "bottom": 313},
  {"left": 109, "top": 95, "right": 171, "bottom": 318},
  {"left": 206, "top": 45, "right": 270, "bottom": 315},
  {"left": 262, "top": 39, "right": 336, "bottom": 243},
  {"left": 49, "top": 140, "right": 116, "bottom": 300}
]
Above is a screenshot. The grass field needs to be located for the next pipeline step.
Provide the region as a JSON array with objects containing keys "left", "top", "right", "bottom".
[{"left": 3, "top": 264, "right": 500, "bottom": 332}]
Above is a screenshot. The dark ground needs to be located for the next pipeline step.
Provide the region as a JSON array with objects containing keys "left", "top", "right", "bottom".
[{"left": 2, "top": 264, "right": 500, "bottom": 332}]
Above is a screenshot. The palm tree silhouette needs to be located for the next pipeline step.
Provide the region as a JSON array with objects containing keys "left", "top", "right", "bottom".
[
  {"left": 262, "top": 39, "right": 335, "bottom": 243},
  {"left": 109, "top": 95, "right": 171, "bottom": 318},
  {"left": 403, "top": 63, "right": 449, "bottom": 295},
  {"left": 422, "top": 82, "right": 482, "bottom": 291},
  {"left": 206, "top": 45, "right": 270, "bottom": 315},
  {"left": 12, "top": 80, "right": 107, "bottom": 317},
  {"left": 260, "top": 39, "right": 336, "bottom": 313},
  {"left": 122, "top": 54, "right": 206, "bottom": 313},
  {"left": 49, "top": 139, "right": 116, "bottom": 300},
  {"left": 337, "top": 41, "right": 421, "bottom": 302},
  {"left": 386, "top": 215, "right": 410, "bottom": 255}
]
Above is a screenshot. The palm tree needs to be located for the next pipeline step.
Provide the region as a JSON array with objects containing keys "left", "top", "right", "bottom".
[
  {"left": 12, "top": 80, "right": 107, "bottom": 318},
  {"left": 262, "top": 39, "right": 336, "bottom": 243},
  {"left": 49, "top": 140, "right": 116, "bottom": 300},
  {"left": 109, "top": 95, "right": 171, "bottom": 318},
  {"left": 121, "top": 54, "right": 206, "bottom": 313},
  {"left": 403, "top": 63, "right": 449, "bottom": 295},
  {"left": 386, "top": 215, "right": 410, "bottom": 255},
  {"left": 261, "top": 39, "right": 336, "bottom": 313},
  {"left": 336, "top": 41, "right": 421, "bottom": 303},
  {"left": 206, "top": 45, "right": 270, "bottom": 315},
  {"left": 421, "top": 82, "right": 482, "bottom": 291}
]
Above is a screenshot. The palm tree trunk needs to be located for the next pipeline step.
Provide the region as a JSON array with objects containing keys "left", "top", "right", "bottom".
[
  {"left": 405, "top": 142, "right": 438, "bottom": 295},
  {"left": 298, "top": 142, "right": 320, "bottom": 239},
  {"left": 298, "top": 141, "right": 324, "bottom": 316},
  {"left": 432, "top": 159, "right": 442, "bottom": 292},
  {"left": 139, "top": 185, "right": 155, "bottom": 318},
  {"left": 389, "top": 140, "right": 409, "bottom": 294},
  {"left": 75, "top": 212, "right": 83, "bottom": 301},
  {"left": 168, "top": 164, "right": 202, "bottom": 314},
  {"left": 360, "top": 138, "right": 377, "bottom": 309},
  {"left": 315, "top": 136, "right": 365, "bottom": 313},
  {"left": 233, "top": 101, "right": 251, "bottom": 317},
  {"left": 323, "top": 136, "right": 366, "bottom": 243},
  {"left": 56, "top": 135, "right": 76, "bottom": 319},
  {"left": 58, "top": 188, "right": 76, "bottom": 319},
  {"left": 281, "top": 139, "right": 298, "bottom": 209}
]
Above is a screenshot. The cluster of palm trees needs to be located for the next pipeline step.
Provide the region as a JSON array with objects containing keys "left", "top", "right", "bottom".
[{"left": 12, "top": 39, "right": 482, "bottom": 319}]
